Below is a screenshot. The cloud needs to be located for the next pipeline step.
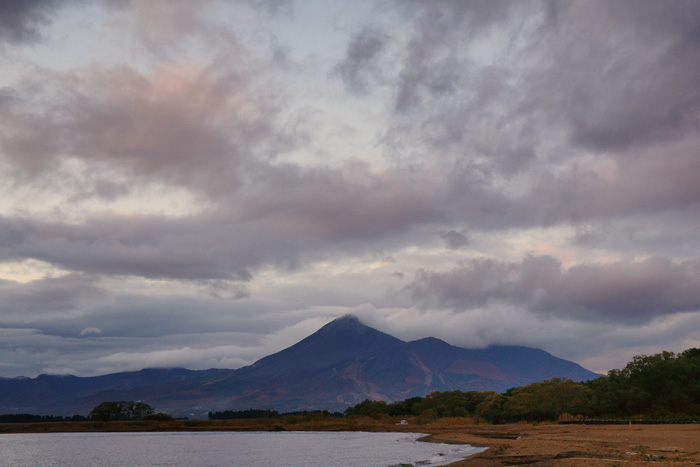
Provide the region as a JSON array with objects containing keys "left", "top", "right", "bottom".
[
  {"left": 248, "top": 0, "right": 294, "bottom": 17},
  {"left": 130, "top": 0, "right": 210, "bottom": 43},
  {"left": 90, "top": 346, "right": 252, "bottom": 374},
  {"left": 2, "top": 1, "right": 698, "bottom": 282},
  {"left": 552, "top": 1, "right": 700, "bottom": 151},
  {"left": 385, "top": 0, "right": 700, "bottom": 152},
  {"left": 369, "top": 0, "right": 700, "bottom": 233},
  {"left": 0, "top": 63, "right": 292, "bottom": 197},
  {"left": 0, "top": 274, "right": 106, "bottom": 324},
  {"left": 390, "top": 0, "right": 521, "bottom": 114},
  {"left": 0, "top": 160, "right": 444, "bottom": 281},
  {"left": 2, "top": 0, "right": 700, "bottom": 380},
  {"left": 437, "top": 229, "right": 469, "bottom": 250},
  {"left": 407, "top": 255, "right": 700, "bottom": 323},
  {"left": 0, "top": 0, "right": 64, "bottom": 44},
  {"left": 333, "top": 25, "right": 388, "bottom": 94}
]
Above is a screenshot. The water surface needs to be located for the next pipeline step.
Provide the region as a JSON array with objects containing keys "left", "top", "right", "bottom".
[{"left": 0, "top": 430, "right": 486, "bottom": 467}]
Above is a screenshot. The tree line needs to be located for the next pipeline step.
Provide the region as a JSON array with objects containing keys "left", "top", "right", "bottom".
[
  {"left": 89, "top": 401, "right": 173, "bottom": 421},
  {"left": 344, "top": 348, "right": 700, "bottom": 423},
  {"left": 0, "top": 414, "right": 89, "bottom": 423},
  {"left": 0, "top": 401, "right": 173, "bottom": 423}
]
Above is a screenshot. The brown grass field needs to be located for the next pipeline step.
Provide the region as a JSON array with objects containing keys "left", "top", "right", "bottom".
[{"left": 1, "top": 417, "right": 699, "bottom": 466}]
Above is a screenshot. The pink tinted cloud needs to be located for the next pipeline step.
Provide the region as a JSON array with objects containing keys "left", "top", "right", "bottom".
[{"left": 0, "top": 63, "right": 290, "bottom": 196}]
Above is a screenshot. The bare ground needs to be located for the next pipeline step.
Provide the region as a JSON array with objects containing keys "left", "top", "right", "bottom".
[{"left": 424, "top": 423, "right": 700, "bottom": 467}]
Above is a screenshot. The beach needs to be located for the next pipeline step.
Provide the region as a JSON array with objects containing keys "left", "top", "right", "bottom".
[{"left": 426, "top": 423, "right": 700, "bottom": 466}]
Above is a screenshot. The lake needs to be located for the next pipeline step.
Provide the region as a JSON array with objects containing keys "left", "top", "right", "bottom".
[{"left": 0, "top": 430, "right": 486, "bottom": 466}]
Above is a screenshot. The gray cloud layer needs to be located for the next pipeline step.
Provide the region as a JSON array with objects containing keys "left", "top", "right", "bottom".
[
  {"left": 0, "top": 0, "right": 64, "bottom": 44},
  {"left": 1, "top": 0, "right": 699, "bottom": 377},
  {"left": 408, "top": 256, "right": 700, "bottom": 323}
]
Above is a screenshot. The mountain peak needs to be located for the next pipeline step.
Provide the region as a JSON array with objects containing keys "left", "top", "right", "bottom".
[
  {"left": 321, "top": 314, "right": 364, "bottom": 332},
  {"left": 0, "top": 317, "right": 600, "bottom": 416},
  {"left": 336, "top": 313, "right": 360, "bottom": 323},
  {"left": 251, "top": 314, "right": 403, "bottom": 373},
  {"left": 313, "top": 314, "right": 380, "bottom": 341}
]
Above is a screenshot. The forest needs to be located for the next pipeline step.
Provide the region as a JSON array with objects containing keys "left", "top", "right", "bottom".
[{"left": 345, "top": 348, "right": 700, "bottom": 423}]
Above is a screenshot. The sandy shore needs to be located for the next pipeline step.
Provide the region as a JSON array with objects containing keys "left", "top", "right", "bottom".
[
  {"left": 1, "top": 419, "right": 699, "bottom": 466},
  {"left": 423, "top": 423, "right": 700, "bottom": 466}
]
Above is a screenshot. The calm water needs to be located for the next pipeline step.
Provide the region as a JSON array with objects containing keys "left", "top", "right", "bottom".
[{"left": 0, "top": 431, "right": 486, "bottom": 467}]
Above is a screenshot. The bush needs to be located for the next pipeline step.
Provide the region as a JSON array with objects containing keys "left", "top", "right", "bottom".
[{"left": 143, "top": 413, "right": 174, "bottom": 421}]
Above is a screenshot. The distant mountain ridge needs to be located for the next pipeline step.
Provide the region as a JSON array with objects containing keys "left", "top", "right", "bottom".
[{"left": 0, "top": 315, "right": 599, "bottom": 417}]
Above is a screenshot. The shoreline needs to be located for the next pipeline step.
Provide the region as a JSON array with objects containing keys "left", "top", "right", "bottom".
[
  {"left": 428, "top": 423, "right": 700, "bottom": 466},
  {"left": 1, "top": 419, "right": 699, "bottom": 465}
]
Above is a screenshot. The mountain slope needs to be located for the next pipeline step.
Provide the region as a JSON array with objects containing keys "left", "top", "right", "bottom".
[
  {"left": 0, "top": 368, "right": 225, "bottom": 415},
  {"left": 0, "top": 315, "right": 599, "bottom": 417}
]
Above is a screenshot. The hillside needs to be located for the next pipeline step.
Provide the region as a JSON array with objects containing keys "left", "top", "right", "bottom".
[{"left": 0, "top": 315, "right": 598, "bottom": 417}]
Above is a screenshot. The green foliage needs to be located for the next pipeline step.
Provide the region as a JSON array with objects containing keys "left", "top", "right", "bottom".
[
  {"left": 344, "top": 391, "right": 497, "bottom": 421},
  {"left": 89, "top": 401, "right": 155, "bottom": 421},
  {"left": 503, "top": 378, "right": 593, "bottom": 422},
  {"left": 475, "top": 393, "right": 510, "bottom": 424},
  {"left": 342, "top": 347, "right": 700, "bottom": 424},
  {"left": 143, "top": 413, "right": 174, "bottom": 421},
  {"left": 413, "top": 391, "right": 487, "bottom": 418},
  {"left": 343, "top": 400, "right": 388, "bottom": 418},
  {"left": 386, "top": 397, "right": 422, "bottom": 416}
]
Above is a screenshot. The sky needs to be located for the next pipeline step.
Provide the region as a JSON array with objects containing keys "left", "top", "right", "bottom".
[{"left": 1, "top": 0, "right": 699, "bottom": 378}]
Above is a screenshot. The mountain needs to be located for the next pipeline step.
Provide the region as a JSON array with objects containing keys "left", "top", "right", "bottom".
[
  {"left": 0, "top": 368, "right": 225, "bottom": 415},
  {"left": 0, "top": 315, "right": 599, "bottom": 417}
]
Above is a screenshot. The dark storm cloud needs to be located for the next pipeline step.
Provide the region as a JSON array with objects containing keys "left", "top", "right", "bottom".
[{"left": 408, "top": 256, "right": 700, "bottom": 323}]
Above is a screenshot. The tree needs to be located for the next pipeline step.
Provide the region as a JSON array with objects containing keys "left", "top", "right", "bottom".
[
  {"left": 503, "top": 378, "right": 592, "bottom": 422},
  {"left": 344, "top": 399, "right": 388, "bottom": 418},
  {"left": 90, "top": 401, "right": 123, "bottom": 421},
  {"left": 475, "top": 392, "right": 510, "bottom": 424},
  {"left": 143, "top": 413, "right": 174, "bottom": 421},
  {"left": 127, "top": 401, "right": 155, "bottom": 420},
  {"left": 90, "top": 401, "right": 155, "bottom": 421}
]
